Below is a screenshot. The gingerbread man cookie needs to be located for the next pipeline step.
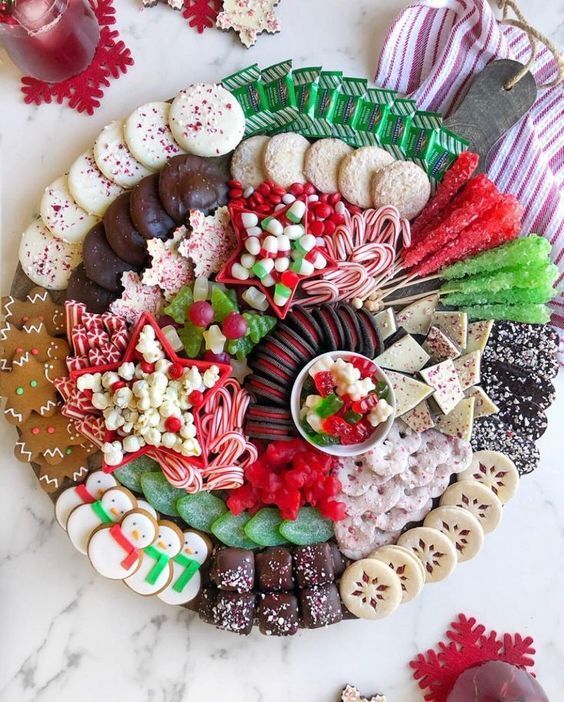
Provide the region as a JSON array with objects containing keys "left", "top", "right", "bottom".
[
  {"left": 35, "top": 443, "right": 96, "bottom": 494},
  {"left": 2, "top": 287, "right": 65, "bottom": 337},
  {"left": 0, "top": 321, "right": 69, "bottom": 371},
  {"left": 14, "top": 411, "right": 88, "bottom": 464}
]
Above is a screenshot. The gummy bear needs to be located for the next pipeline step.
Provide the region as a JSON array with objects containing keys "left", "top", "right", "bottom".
[
  {"left": 313, "top": 370, "right": 334, "bottom": 397},
  {"left": 314, "top": 393, "right": 344, "bottom": 419}
]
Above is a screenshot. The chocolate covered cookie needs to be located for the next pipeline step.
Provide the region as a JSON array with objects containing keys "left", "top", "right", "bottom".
[
  {"left": 82, "top": 223, "right": 136, "bottom": 292},
  {"left": 66, "top": 263, "right": 118, "bottom": 313},
  {"left": 103, "top": 192, "right": 148, "bottom": 267},
  {"left": 129, "top": 173, "right": 175, "bottom": 241}
]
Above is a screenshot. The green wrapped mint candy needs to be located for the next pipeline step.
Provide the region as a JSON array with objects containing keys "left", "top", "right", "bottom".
[
  {"left": 176, "top": 492, "right": 227, "bottom": 533},
  {"left": 244, "top": 508, "right": 289, "bottom": 547},
  {"left": 114, "top": 456, "right": 160, "bottom": 493},
  {"left": 140, "top": 472, "right": 185, "bottom": 517},
  {"left": 278, "top": 507, "right": 334, "bottom": 545},
  {"left": 211, "top": 511, "right": 258, "bottom": 549}
]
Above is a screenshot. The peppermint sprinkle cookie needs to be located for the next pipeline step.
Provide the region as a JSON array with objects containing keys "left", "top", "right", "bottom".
[
  {"left": 169, "top": 84, "right": 246, "bottom": 157},
  {"left": 231, "top": 135, "right": 270, "bottom": 188},
  {"left": 68, "top": 149, "right": 125, "bottom": 217},
  {"left": 40, "top": 175, "right": 99, "bottom": 244},
  {"left": 304, "top": 138, "right": 353, "bottom": 193},
  {"left": 94, "top": 120, "right": 154, "bottom": 188},
  {"left": 264, "top": 132, "right": 310, "bottom": 188},
  {"left": 124, "top": 101, "right": 185, "bottom": 171},
  {"left": 371, "top": 160, "right": 431, "bottom": 219},
  {"left": 19, "top": 219, "right": 82, "bottom": 290},
  {"left": 338, "top": 146, "right": 395, "bottom": 208}
]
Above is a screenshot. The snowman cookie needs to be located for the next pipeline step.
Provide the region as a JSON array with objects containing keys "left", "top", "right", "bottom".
[
  {"left": 66, "top": 486, "right": 137, "bottom": 555},
  {"left": 124, "top": 520, "right": 184, "bottom": 596},
  {"left": 55, "top": 471, "right": 118, "bottom": 530},
  {"left": 87, "top": 509, "right": 158, "bottom": 580},
  {"left": 157, "top": 530, "right": 211, "bottom": 606}
]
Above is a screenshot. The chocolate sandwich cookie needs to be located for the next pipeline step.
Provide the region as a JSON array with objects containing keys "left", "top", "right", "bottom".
[
  {"left": 471, "top": 414, "right": 540, "bottom": 476},
  {"left": 337, "top": 303, "right": 363, "bottom": 352},
  {"left": 283, "top": 307, "right": 323, "bottom": 347},
  {"left": 483, "top": 321, "right": 558, "bottom": 380},
  {"left": 246, "top": 404, "right": 296, "bottom": 441},
  {"left": 66, "top": 263, "right": 118, "bottom": 313},
  {"left": 158, "top": 154, "right": 229, "bottom": 225},
  {"left": 129, "top": 173, "right": 175, "bottom": 241},
  {"left": 103, "top": 191, "right": 148, "bottom": 266},
  {"left": 321, "top": 305, "right": 347, "bottom": 349},
  {"left": 496, "top": 400, "right": 548, "bottom": 441},
  {"left": 246, "top": 404, "right": 294, "bottom": 426},
  {"left": 246, "top": 375, "right": 290, "bottom": 406},
  {"left": 481, "top": 360, "right": 556, "bottom": 411},
  {"left": 275, "top": 324, "right": 318, "bottom": 360},
  {"left": 262, "top": 336, "right": 304, "bottom": 369},
  {"left": 356, "top": 308, "right": 381, "bottom": 358},
  {"left": 250, "top": 352, "right": 297, "bottom": 384},
  {"left": 82, "top": 223, "right": 136, "bottom": 292},
  {"left": 312, "top": 306, "right": 341, "bottom": 351},
  {"left": 246, "top": 422, "right": 295, "bottom": 441},
  {"left": 251, "top": 348, "right": 299, "bottom": 377}
]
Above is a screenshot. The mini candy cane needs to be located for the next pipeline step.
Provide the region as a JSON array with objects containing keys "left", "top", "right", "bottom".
[
  {"left": 148, "top": 448, "right": 204, "bottom": 493},
  {"left": 302, "top": 206, "right": 411, "bottom": 304}
]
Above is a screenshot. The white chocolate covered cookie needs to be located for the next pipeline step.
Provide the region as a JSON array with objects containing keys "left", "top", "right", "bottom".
[
  {"left": 19, "top": 219, "right": 82, "bottom": 290},
  {"left": 231, "top": 135, "right": 270, "bottom": 188},
  {"left": 94, "top": 120, "right": 154, "bottom": 187},
  {"left": 263, "top": 132, "right": 310, "bottom": 188},
  {"left": 40, "top": 175, "right": 99, "bottom": 243},
  {"left": 68, "top": 149, "right": 124, "bottom": 217},
  {"left": 124, "top": 101, "right": 185, "bottom": 170}
]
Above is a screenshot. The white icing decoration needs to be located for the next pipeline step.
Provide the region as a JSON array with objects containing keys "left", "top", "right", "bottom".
[
  {"left": 55, "top": 471, "right": 117, "bottom": 530},
  {"left": 157, "top": 531, "right": 209, "bottom": 606},
  {"left": 124, "top": 523, "right": 182, "bottom": 596}
]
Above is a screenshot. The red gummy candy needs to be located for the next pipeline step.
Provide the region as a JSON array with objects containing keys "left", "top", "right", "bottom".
[
  {"left": 350, "top": 356, "right": 377, "bottom": 378},
  {"left": 313, "top": 370, "right": 334, "bottom": 397},
  {"left": 265, "top": 438, "right": 304, "bottom": 467},
  {"left": 317, "top": 497, "right": 347, "bottom": 521},
  {"left": 226, "top": 483, "right": 261, "bottom": 515},
  {"left": 351, "top": 393, "right": 379, "bottom": 415}
]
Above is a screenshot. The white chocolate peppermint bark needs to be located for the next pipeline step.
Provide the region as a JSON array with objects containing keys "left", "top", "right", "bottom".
[
  {"left": 395, "top": 294, "right": 438, "bottom": 335},
  {"left": 375, "top": 334, "right": 430, "bottom": 373},
  {"left": 433, "top": 396, "right": 475, "bottom": 441},
  {"left": 465, "top": 386, "right": 498, "bottom": 418},
  {"left": 431, "top": 310, "right": 468, "bottom": 349},
  {"left": 40, "top": 175, "right": 99, "bottom": 243},
  {"left": 464, "top": 319, "right": 493, "bottom": 353},
  {"left": 385, "top": 371, "right": 433, "bottom": 416},
  {"left": 19, "top": 219, "right": 82, "bottom": 290},
  {"left": 422, "top": 325, "right": 461, "bottom": 363},
  {"left": 94, "top": 120, "right": 154, "bottom": 187},
  {"left": 169, "top": 84, "right": 246, "bottom": 157},
  {"left": 68, "top": 149, "right": 125, "bottom": 217},
  {"left": 420, "top": 359, "right": 464, "bottom": 414},
  {"left": 400, "top": 399, "right": 435, "bottom": 432},
  {"left": 373, "top": 308, "right": 396, "bottom": 340},
  {"left": 452, "top": 351, "right": 481, "bottom": 390},
  {"left": 124, "top": 101, "right": 185, "bottom": 170}
]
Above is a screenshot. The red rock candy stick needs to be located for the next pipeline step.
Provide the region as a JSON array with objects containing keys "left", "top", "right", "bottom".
[
  {"left": 414, "top": 194, "right": 523, "bottom": 277},
  {"left": 403, "top": 174, "right": 499, "bottom": 269},
  {"left": 410, "top": 151, "right": 480, "bottom": 243}
]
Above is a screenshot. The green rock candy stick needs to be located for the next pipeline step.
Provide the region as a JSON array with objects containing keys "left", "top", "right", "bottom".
[
  {"left": 441, "top": 262, "right": 558, "bottom": 295},
  {"left": 443, "top": 281, "right": 556, "bottom": 307},
  {"left": 463, "top": 303, "right": 551, "bottom": 324}
]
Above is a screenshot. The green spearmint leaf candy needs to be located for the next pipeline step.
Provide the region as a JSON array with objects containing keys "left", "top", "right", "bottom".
[
  {"left": 211, "top": 511, "right": 258, "bottom": 549},
  {"left": 164, "top": 285, "right": 193, "bottom": 324},
  {"left": 178, "top": 320, "right": 204, "bottom": 358},
  {"left": 243, "top": 508, "right": 289, "bottom": 546},
  {"left": 278, "top": 507, "right": 334, "bottom": 545},
  {"left": 211, "top": 286, "right": 238, "bottom": 322},
  {"left": 114, "top": 456, "right": 160, "bottom": 493},
  {"left": 139, "top": 472, "right": 185, "bottom": 517},
  {"left": 176, "top": 492, "right": 228, "bottom": 533}
]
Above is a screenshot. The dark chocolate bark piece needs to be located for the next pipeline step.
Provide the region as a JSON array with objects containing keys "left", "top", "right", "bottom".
[
  {"left": 481, "top": 359, "right": 556, "bottom": 411},
  {"left": 482, "top": 321, "right": 558, "bottom": 380},
  {"left": 471, "top": 414, "right": 540, "bottom": 476}
]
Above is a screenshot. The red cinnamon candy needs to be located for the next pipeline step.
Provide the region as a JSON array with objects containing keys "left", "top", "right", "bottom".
[{"left": 447, "top": 660, "right": 549, "bottom": 702}]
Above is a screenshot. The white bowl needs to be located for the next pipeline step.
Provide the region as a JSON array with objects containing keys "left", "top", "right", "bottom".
[{"left": 290, "top": 351, "right": 396, "bottom": 457}]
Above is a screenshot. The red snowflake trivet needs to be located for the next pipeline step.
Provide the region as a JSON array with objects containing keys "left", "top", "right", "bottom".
[
  {"left": 182, "top": 0, "right": 221, "bottom": 33},
  {"left": 20, "top": 0, "right": 133, "bottom": 116},
  {"left": 410, "top": 613, "right": 536, "bottom": 702}
]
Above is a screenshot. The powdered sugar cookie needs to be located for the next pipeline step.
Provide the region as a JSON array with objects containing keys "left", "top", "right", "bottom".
[
  {"left": 124, "top": 101, "right": 185, "bottom": 170},
  {"left": 40, "top": 175, "right": 100, "bottom": 243},
  {"left": 94, "top": 120, "right": 154, "bottom": 187},
  {"left": 263, "top": 132, "right": 310, "bottom": 188},
  {"left": 231, "top": 135, "right": 270, "bottom": 188},
  {"left": 424, "top": 505, "right": 484, "bottom": 562},
  {"left": 19, "top": 219, "right": 82, "bottom": 290},
  {"left": 339, "top": 558, "right": 402, "bottom": 619},
  {"left": 304, "top": 138, "right": 353, "bottom": 193},
  {"left": 68, "top": 149, "right": 125, "bottom": 217},
  {"left": 371, "top": 160, "right": 431, "bottom": 219},
  {"left": 169, "top": 84, "right": 245, "bottom": 157},
  {"left": 338, "top": 146, "right": 394, "bottom": 208}
]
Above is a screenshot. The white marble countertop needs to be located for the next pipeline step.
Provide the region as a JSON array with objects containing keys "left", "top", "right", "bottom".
[{"left": 0, "top": 1, "right": 563, "bottom": 700}]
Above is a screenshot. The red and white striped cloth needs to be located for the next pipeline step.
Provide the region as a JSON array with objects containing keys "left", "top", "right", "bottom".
[{"left": 375, "top": 0, "right": 564, "bottom": 329}]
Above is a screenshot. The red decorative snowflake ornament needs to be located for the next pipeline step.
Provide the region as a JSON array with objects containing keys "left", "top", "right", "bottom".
[
  {"left": 410, "top": 614, "right": 536, "bottom": 702},
  {"left": 182, "top": 0, "right": 221, "bottom": 33},
  {"left": 21, "top": 0, "right": 133, "bottom": 115}
]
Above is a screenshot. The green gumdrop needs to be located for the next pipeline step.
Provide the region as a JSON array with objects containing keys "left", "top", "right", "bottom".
[
  {"left": 140, "top": 472, "right": 185, "bottom": 517},
  {"left": 211, "top": 286, "right": 238, "bottom": 322},
  {"left": 176, "top": 492, "right": 228, "bottom": 533},
  {"left": 114, "top": 456, "right": 160, "bottom": 492},
  {"left": 164, "top": 285, "right": 194, "bottom": 324},
  {"left": 243, "top": 508, "right": 289, "bottom": 546},
  {"left": 463, "top": 303, "right": 551, "bottom": 324},
  {"left": 278, "top": 507, "right": 334, "bottom": 545},
  {"left": 178, "top": 320, "right": 204, "bottom": 358},
  {"left": 211, "top": 511, "right": 258, "bottom": 549}
]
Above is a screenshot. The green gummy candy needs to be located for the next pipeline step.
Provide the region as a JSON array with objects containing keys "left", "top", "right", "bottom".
[
  {"left": 463, "top": 303, "right": 551, "bottom": 324},
  {"left": 226, "top": 335, "right": 254, "bottom": 360},
  {"left": 443, "top": 281, "right": 556, "bottom": 307},
  {"left": 278, "top": 507, "right": 334, "bottom": 545},
  {"left": 140, "top": 472, "right": 185, "bottom": 517},
  {"left": 114, "top": 456, "right": 160, "bottom": 492},
  {"left": 211, "top": 511, "right": 258, "bottom": 549},
  {"left": 176, "top": 492, "right": 227, "bottom": 533},
  {"left": 178, "top": 320, "right": 204, "bottom": 358},
  {"left": 441, "top": 235, "right": 551, "bottom": 280},
  {"left": 243, "top": 312, "right": 277, "bottom": 343},
  {"left": 441, "top": 262, "right": 558, "bottom": 296},
  {"left": 243, "top": 508, "right": 289, "bottom": 546},
  {"left": 164, "top": 285, "right": 193, "bottom": 324},
  {"left": 211, "top": 286, "right": 238, "bottom": 322}
]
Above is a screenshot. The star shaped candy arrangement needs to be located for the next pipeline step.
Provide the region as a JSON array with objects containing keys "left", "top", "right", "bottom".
[
  {"left": 217, "top": 201, "right": 336, "bottom": 319},
  {"left": 69, "top": 312, "right": 231, "bottom": 492}
]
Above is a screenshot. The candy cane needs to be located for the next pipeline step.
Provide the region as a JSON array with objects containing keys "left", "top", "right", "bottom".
[{"left": 147, "top": 448, "right": 204, "bottom": 493}]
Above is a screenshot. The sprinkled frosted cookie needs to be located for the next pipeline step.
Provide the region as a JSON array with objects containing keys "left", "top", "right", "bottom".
[
  {"left": 68, "top": 149, "right": 124, "bottom": 217},
  {"left": 40, "top": 175, "right": 99, "bottom": 243},
  {"left": 338, "top": 146, "right": 394, "bottom": 208},
  {"left": 19, "top": 219, "right": 82, "bottom": 290},
  {"left": 169, "top": 84, "right": 246, "bottom": 157},
  {"left": 371, "top": 160, "right": 431, "bottom": 219},
  {"left": 124, "top": 101, "right": 185, "bottom": 170},
  {"left": 304, "top": 138, "right": 353, "bottom": 193},
  {"left": 231, "top": 135, "right": 270, "bottom": 188},
  {"left": 94, "top": 120, "right": 154, "bottom": 188},
  {"left": 263, "top": 132, "right": 310, "bottom": 188}
]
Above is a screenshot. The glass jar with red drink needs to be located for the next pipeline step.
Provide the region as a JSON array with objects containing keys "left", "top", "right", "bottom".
[{"left": 0, "top": 0, "right": 100, "bottom": 83}]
